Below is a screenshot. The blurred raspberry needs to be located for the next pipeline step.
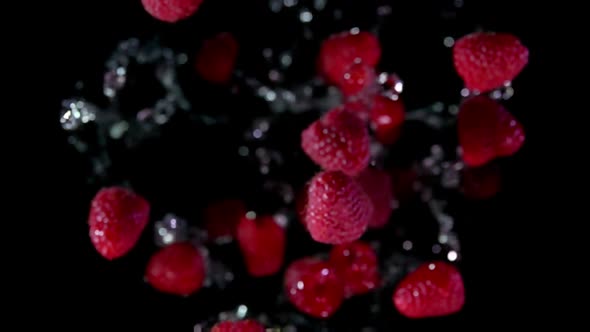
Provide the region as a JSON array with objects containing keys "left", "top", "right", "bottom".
[{"left": 330, "top": 241, "right": 380, "bottom": 297}]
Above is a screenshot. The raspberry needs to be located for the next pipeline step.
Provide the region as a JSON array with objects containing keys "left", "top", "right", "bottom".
[
  {"left": 338, "top": 63, "right": 376, "bottom": 97},
  {"left": 141, "top": 0, "right": 203, "bottom": 23},
  {"left": 204, "top": 199, "right": 246, "bottom": 242},
  {"left": 284, "top": 257, "right": 344, "bottom": 318},
  {"left": 369, "top": 96, "right": 405, "bottom": 145},
  {"left": 145, "top": 242, "right": 206, "bottom": 296},
  {"left": 356, "top": 167, "right": 394, "bottom": 229},
  {"left": 301, "top": 107, "right": 370, "bottom": 176},
  {"left": 236, "top": 214, "right": 286, "bottom": 277},
  {"left": 210, "top": 319, "right": 265, "bottom": 332},
  {"left": 195, "top": 32, "right": 239, "bottom": 84},
  {"left": 330, "top": 241, "right": 380, "bottom": 297},
  {"left": 457, "top": 96, "right": 525, "bottom": 167},
  {"left": 393, "top": 261, "right": 465, "bottom": 318},
  {"left": 453, "top": 32, "right": 528, "bottom": 92},
  {"left": 318, "top": 31, "right": 381, "bottom": 85},
  {"left": 304, "top": 171, "right": 373, "bottom": 244},
  {"left": 461, "top": 163, "right": 502, "bottom": 199},
  {"left": 88, "top": 187, "right": 150, "bottom": 260}
]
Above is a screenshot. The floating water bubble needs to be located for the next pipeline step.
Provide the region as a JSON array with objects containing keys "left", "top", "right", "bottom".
[
  {"left": 443, "top": 36, "right": 455, "bottom": 48},
  {"left": 154, "top": 214, "right": 188, "bottom": 247},
  {"left": 60, "top": 99, "right": 97, "bottom": 130},
  {"left": 299, "top": 9, "right": 313, "bottom": 23}
]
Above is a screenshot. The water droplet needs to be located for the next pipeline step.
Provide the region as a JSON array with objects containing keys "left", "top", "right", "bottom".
[
  {"left": 447, "top": 250, "right": 458, "bottom": 261},
  {"left": 402, "top": 240, "right": 413, "bottom": 250},
  {"left": 314, "top": 0, "right": 327, "bottom": 10},
  {"left": 280, "top": 53, "right": 293, "bottom": 67},
  {"left": 60, "top": 99, "right": 97, "bottom": 130},
  {"left": 377, "top": 5, "right": 392, "bottom": 16},
  {"left": 443, "top": 36, "right": 455, "bottom": 47},
  {"left": 432, "top": 244, "right": 442, "bottom": 254},
  {"left": 154, "top": 214, "right": 188, "bottom": 247},
  {"left": 246, "top": 211, "right": 257, "bottom": 219},
  {"left": 236, "top": 304, "right": 248, "bottom": 318},
  {"left": 350, "top": 27, "right": 360, "bottom": 34},
  {"left": 299, "top": 9, "right": 313, "bottom": 22},
  {"left": 460, "top": 88, "right": 470, "bottom": 97},
  {"left": 238, "top": 146, "right": 249, "bottom": 156},
  {"left": 284, "top": 0, "right": 298, "bottom": 7},
  {"left": 454, "top": 0, "right": 464, "bottom": 8},
  {"left": 109, "top": 121, "right": 129, "bottom": 139}
]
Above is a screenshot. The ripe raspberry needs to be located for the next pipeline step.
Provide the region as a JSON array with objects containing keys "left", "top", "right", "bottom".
[
  {"left": 458, "top": 96, "right": 525, "bottom": 167},
  {"left": 88, "top": 187, "right": 150, "bottom": 260},
  {"left": 318, "top": 31, "right": 381, "bottom": 85},
  {"left": 195, "top": 32, "right": 239, "bottom": 84},
  {"left": 329, "top": 241, "right": 380, "bottom": 297},
  {"left": 284, "top": 257, "right": 344, "bottom": 318},
  {"left": 204, "top": 199, "right": 246, "bottom": 242},
  {"left": 369, "top": 96, "right": 405, "bottom": 145},
  {"left": 141, "top": 0, "right": 203, "bottom": 23},
  {"left": 145, "top": 242, "right": 206, "bottom": 296},
  {"left": 301, "top": 108, "right": 370, "bottom": 176},
  {"left": 236, "top": 214, "right": 286, "bottom": 277},
  {"left": 393, "top": 261, "right": 465, "bottom": 318},
  {"left": 453, "top": 32, "right": 529, "bottom": 92},
  {"left": 338, "top": 63, "right": 376, "bottom": 97},
  {"left": 461, "top": 163, "right": 501, "bottom": 199},
  {"left": 210, "top": 319, "right": 265, "bottom": 332},
  {"left": 356, "top": 167, "right": 394, "bottom": 229},
  {"left": 304, "top": 171, "right": 373, "bottom": 244}
]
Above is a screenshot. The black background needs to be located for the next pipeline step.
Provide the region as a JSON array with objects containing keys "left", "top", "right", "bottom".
[{"left": 37, "top": 0, "right": 548, "bottom": 330}]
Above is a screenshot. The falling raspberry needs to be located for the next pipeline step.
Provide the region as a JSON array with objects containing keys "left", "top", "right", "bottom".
[
  {"left": 145, "top": 242, "right": 206, "bottom": 296},
  {"left": 330, "top": 241, "right": 380, "bottom": 297},
  {"left": 393, "top": 261, "right": 465, "bottom": 318},
  {"left": 301, "top": 107, "right": 371, "bottom": 176},
  {"left": 195, "top": 32, "right": 239, "bottom": 84},
  {"left": 204, "top": 199, "right": 246, "bottom": 242},
  {"left": 236, "top": 214, "right": 286, "bottom": 277},
  {"left": 88, "top": 187, "right": 150, "bottom": 260},
  {"left": 318, "top": 31, "right": 381, "bottom": 85},
  {"left": 284, "top": 257, "right": 344, "bottom": 318},
  {"left": 210, "top": 319, "right": 265, "bottom": 332},
  {"left": 453, "top": 32, "right": 528, "bottom": 92},
  {"left": 356, "top": 167, "right": 394, "bottom": 229},
  {"left": 369, "top": 96, "right": 405, "bottom": 145},
  {"left": 304, "top": 171, "right": 373, "bottom": 244},
  {"left": 457, "top": 95, "right": 525, "bottom": 167},
  {"left": 141, "top": 0, "right": 203, "bottom": 23},
  {"left": 461, "top": 163, "right": 502, "bottom": 199},
  {"left": 338, "top": 63, "right": 376, "bottom": 97}
]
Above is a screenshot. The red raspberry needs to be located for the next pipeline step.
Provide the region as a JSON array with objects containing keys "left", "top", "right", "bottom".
[
  {"left": 204, "top": 199, "right": 246, "bottom": 242},
  {"left": 458, "top": 96, "right": 525, "bottom": 167},
  {"left": 393, "top": 261, "right": 465, "bottom": 318},
  {"left": 369, "top": 96, "right": 405, "bottom": 145},
  {"left": 141, "top": 0, "right": 203, "bottom": 23},
  {"left": 295, "top": 184, "right": 309, "bottom": 226},
  {"left": 284, "top": 257, "right": 344, "bottom": 318},
  {"left": 338, "top": 63, "right": 376, "bottom": 97},
  {"left": 210, "top": 320, "right": 265, "bottom": 332},
  {"left": 195, "top": 32, "right": 239, "bottom": 84},
  {"left": 301, "top": 108, "right": 370, "bottom": 176},
  {"left": 461, "top": 163, "right": 501, "bottom": 199},
  {"left": 304, "top": 171, "right": 373, "bottom": 244},
  {"left": 329, "top": 241, "right": 380, "bottom": 297},
  {"left": 145, "top": 242, "right": 206, "bottom": 296},
  {"left": 453, "top": 32, "right": 529, "bottom": 92},
  {"left": 318, "top": 31, "right": 381, "bottom": 84},
  {"left": 88, "top": 187, "right": 150, "bottom": 260},
  {"left": 236, "top": 214, "right": 286, "bottom": 277},
  {"left": 356, "top": 167, "right": 394, "bottom": 229}
]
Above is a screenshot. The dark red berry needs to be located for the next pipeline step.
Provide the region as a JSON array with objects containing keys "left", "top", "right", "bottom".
[
  {"left": 304, "top": 171, "right": 373, "bottom": 244},
  {"left": 236, "top": 214, "right": 286, "bottom": 277},
  {"left": 204, "top": 199, "right": 246, "bottom": 242},
  {"left": 145, "top": 242, "right": 206, "bottom": 296},
  {"left": 356, "top": 167, "right": 394, "bottom": 229},
  {"left": 195, "top": 32, "right": 239, "bottom": 84},
  {"left": 393, "top": 261, "right": 465, "bottom": 318},
  {"left": 88, "top": 187, "right": 150, "bottom": 260},
  {"left": 370, "top": 96, "right": 405, "bottom": 145},
  {"left": 141, "top": 0, "right": 203, "bottom": 23},
  {"left": 284, "top": 257, "right": 344, "bottom": 318},
  {"left": 330, "top": 241, "right": 380, "bottom": 297}
]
